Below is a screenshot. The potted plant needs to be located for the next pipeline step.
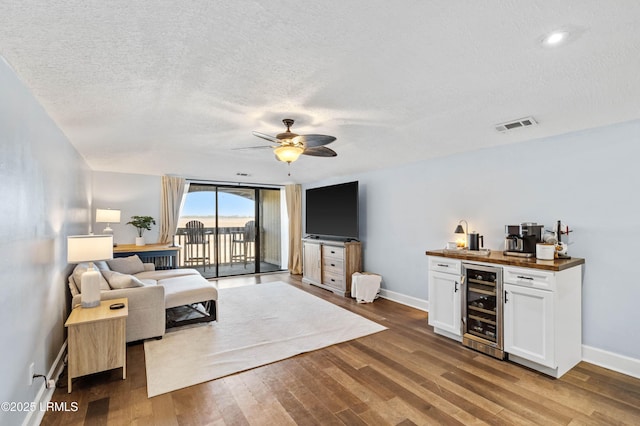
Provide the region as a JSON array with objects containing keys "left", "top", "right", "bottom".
[{"left": 127, "top": 215, "right": 156, "bottom": 246}]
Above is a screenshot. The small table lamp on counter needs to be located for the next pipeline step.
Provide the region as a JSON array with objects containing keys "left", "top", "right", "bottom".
[
  {"left": 67, "top": 235, "right": 113, "bottom": 308},
  {"left": 96, "top": 208, "right": 121, "bottom": 245},
  {"left": 454, "top": 219, "right": 469, "bottom": 248}
]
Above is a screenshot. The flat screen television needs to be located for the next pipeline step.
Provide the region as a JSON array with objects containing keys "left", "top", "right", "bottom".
[{"left": 305, "top": 181, "right": 359, "bottom": 240}]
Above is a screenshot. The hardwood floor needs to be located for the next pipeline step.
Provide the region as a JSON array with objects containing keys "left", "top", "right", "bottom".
[{"left": 42, "top": 273, "right": 640, "bottom": 425}]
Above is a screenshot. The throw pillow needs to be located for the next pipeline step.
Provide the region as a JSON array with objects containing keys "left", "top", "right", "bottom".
[
  {"left": 94, "top": 260, "right": 110, "bottom": 271},
  {"left": 72, "top": 263, "right": 110, "bottom": 292},
  {"left": 106, "top": 255, "right": 145, "bottom": 275},
  {"left": 68, "top": 280, "right": 79, "bottom": 297},
  {"left": 102, "top": 270, "right": 145, "bottom": 289}
]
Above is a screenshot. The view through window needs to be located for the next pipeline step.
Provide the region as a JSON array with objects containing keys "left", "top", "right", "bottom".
[{"left": 174, "top": 183, "right": 286, "bottom": 278}]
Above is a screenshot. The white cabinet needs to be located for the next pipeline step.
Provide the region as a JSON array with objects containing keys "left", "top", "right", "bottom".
[
  {"left": 428, "top": 257, "right": 462, "bottom": 340},
  {"left": 503, "top": 283, "right": 555, "bottom": 367},
  {"left": 503, "top": 265, "right": 582, "bottom": 378},
  {"left": 426, "top": 251, "right": 583, "bottom": 378}
]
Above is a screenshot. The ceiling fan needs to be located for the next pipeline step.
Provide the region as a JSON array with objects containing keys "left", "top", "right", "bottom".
[{"left": 248, "top": 119, "right": 337, "bottom": 164}]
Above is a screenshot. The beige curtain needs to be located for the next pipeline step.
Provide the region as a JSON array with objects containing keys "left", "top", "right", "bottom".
[
  {"left": 159, "top": 176, "right": 186, "bottom": 244},
  {"left": 285, "top": 184, "right": 303, "bottom": 274}
]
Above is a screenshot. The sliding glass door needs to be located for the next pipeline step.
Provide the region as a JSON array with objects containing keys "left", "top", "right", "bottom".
[
  {"left": 258, "top": 188, "right": 284, "bottom": 274},
  {"left": 176, "top": 183, "right": 285, "bottom": 278},
  {"left": 218, "top": 187, "right": 256, "bottom": 276}
]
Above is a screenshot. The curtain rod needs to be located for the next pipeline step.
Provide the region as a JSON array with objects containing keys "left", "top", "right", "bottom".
[{"left": 184, "top": 178, "right": 285, "bottom": 189}]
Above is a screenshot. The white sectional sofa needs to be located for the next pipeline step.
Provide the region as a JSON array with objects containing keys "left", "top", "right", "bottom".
[{"left": 68, "top": 255, "right": 217, "bottom": 342}]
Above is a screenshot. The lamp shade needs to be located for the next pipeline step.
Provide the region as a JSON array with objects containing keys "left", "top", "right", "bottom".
[
  {"left": 274, "top": 145, "right": 304, "bottom": 163},
  {"left": 96, "top": 209, "right": 121, "bottom": 223},
  {"left": 67, "top": 235, "right": 114, "bottom": 263},
  {"left": 454, "top": 224, "right": 465, "bottom": 234}
]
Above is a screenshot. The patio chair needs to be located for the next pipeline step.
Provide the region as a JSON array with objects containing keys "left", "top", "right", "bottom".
[
  {"left": 230, "top": 220, "right": 256, "bottom": 268},
  {"left": 184, "top": 220, "right": 211, "bottom": 270}
]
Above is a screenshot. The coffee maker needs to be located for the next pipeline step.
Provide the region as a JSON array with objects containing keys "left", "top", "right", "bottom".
[{"left": 504, "top": 222, "right": 544, "bottom": 257}]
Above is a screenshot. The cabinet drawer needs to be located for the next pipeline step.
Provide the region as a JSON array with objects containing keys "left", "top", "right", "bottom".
[
  {"left": 322, "top": 271, "right": 344, "bottom": 289},
  {"left": 323, "top": 258, "right": 344, "bottom": 273},
  {"left": 503, "top": 266, "right": 556, "bottom": 291},
  {"left": 429, "top": 257, "right": 461, "bottom": 275},
  {"left": 322, "top": 245, "right": 344, "bottom": 260}
]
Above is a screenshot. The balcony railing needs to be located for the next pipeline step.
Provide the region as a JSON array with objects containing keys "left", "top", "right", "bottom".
[{"left": 173, "top": 226, "right": 254, "bottom": 268}]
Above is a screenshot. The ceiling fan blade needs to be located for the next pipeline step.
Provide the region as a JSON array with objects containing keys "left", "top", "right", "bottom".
[
  {"left": 232, "top": 145, "right": 275, "bottom": 151},
  {"left": 252, "top": 131, "right": 282, "bottom": 144},
  {"left": 293, "top": 134, "right": 336, "bottom": 147},
  {"left": 303, "top": 146, "right": 337, "bottom": 157}
]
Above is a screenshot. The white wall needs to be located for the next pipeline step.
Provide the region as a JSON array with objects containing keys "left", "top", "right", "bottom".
[
  {"left": 305, "top": 119, "right": 640, "bottom": 362},
  {"left": 0, "top": 57, "right": 91, "bottom": 425},
  {"left": 92, "top": 172, "right": 161, "bottom": 245}
]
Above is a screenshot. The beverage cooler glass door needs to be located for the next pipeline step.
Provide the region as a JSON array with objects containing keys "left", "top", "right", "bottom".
[{"left": 462, "top": 263, "right": 505, "bottom": 359}]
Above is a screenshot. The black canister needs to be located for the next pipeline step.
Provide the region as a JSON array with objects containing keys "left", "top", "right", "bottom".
[{"left": 469, "top": 232, "right": 484, "bottom": 250}]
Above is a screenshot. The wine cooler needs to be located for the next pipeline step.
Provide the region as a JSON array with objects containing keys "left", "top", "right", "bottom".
[{"left": 461, "top": 263, "right": 505, "bottom": 359}]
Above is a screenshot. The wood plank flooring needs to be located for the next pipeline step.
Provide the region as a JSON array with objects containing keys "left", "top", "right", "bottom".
[{"left": 42, "top": 273, "right": 640, "bottom": 425}]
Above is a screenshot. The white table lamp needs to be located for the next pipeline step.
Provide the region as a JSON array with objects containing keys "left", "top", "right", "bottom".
[
  {"left": 67, "top": 235, "right": 113, "bottom": 308},
  {"left": 96, "top": 208, "right": 121, "bottom": 234}
]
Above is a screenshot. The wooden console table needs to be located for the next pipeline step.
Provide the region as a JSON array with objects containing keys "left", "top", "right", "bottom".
[{"left": 113, "top": 243, "right": 180, "bottom": 269}]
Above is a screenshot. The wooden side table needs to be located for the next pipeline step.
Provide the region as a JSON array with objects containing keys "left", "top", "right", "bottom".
[{"left": 65, "top": 298, "right": 128, "bottom": 393}]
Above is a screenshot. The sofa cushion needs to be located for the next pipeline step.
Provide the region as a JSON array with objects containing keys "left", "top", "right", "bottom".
[
  {"left": 72, "top": 263, "right": 110, "bottom": 293},
  {"left": 159, "top": 275, "right": 218, "bottom": 309},
  {"left": 102, "top": 270, "right": 146, "bottom": 289},
  {"left": 107, "top": 255, "right": 145, "bottom": 275},
  {"left": 134, "top": 268, "right": 201, "bottom": 281},
  {"left": 68, "top": 279, "right": 79, "bottom": 297},
  {"left": 94, "top": 260, "right": 110, "bottom": 271}
]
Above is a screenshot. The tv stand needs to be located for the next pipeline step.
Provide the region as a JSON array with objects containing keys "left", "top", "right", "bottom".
[{"left": 301, "top": 238, "right": 362, "bottom": 297}]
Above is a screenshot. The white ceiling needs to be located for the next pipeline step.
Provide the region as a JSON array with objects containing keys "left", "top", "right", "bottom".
[{"left": 2, "top": 1, "right": 640, "bottom": 184}]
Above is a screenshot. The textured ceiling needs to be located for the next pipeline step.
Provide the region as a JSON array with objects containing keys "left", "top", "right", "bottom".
[{"left": 2, "top": 1, "right": 640, "bottom": 184}]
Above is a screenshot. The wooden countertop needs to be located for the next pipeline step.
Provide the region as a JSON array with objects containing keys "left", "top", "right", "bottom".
[
  {"left": 426, "top": 249, "right": 584, "bottom": 271},
  {"left": 113, "top": 243, "right": 180, "bottom": 253}
]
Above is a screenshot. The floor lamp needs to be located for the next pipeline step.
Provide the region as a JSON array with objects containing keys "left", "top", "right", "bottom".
[{"left": 67, "top": 235, "right": 113, "bottom": 308}]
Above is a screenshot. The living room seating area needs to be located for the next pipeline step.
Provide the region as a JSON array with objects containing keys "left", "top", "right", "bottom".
[{"left": 68, "top": 255, "right": 218, "bottom": 342}]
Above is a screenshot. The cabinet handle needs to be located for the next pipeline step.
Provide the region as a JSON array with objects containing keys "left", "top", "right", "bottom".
[
  {"left": 454, "top": 281, "right": 459, "bottom": 293},
  {"left": 504, "top": 290, "right": 509, "bottom": 303},
  {"left": 437, "top": 263, "right": 449, "bottom": 267},
  {"left": 517, "top": 275, "right": 534, "bottom": 280}
]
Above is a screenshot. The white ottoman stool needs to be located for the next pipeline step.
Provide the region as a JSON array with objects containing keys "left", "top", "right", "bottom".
[{"left": 351, "top": 272, "right": 381, "bottom": 303}]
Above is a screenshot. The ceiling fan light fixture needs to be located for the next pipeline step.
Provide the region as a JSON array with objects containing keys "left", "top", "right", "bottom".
[
  {"left": 274, "top": 145, "right": 304, "bottom": 163},
  {"left": 250, "top": 118, "right": 337, "bottom": 165}
]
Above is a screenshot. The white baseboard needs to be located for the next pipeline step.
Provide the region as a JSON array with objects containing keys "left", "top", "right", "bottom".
[
  {"left": 22, "top": 340, "right": 67, "bottom": 426},
  {"left": 378, "top": 288, "right": 428, "bottom": 312},
  {"left": 582, "top": 344, "right": 640, "bottom": 379}
]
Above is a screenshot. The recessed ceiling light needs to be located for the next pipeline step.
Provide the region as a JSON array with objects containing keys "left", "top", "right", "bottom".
[{"left": 542, "top": 30, "right": 568, "bottom": 46}]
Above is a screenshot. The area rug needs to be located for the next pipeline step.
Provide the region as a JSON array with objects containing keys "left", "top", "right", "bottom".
[{"left": 144, "top": 281, "right": 387, "bottom": 397}]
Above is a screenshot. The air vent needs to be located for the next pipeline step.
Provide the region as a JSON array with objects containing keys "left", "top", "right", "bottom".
[{"left": 495, "top": 117, "right": 537, "bottom": 133}]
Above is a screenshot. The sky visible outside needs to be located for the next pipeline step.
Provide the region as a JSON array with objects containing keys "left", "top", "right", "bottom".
[{"left": 181, "top": 191, "right": 254, "bottom": 216}]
